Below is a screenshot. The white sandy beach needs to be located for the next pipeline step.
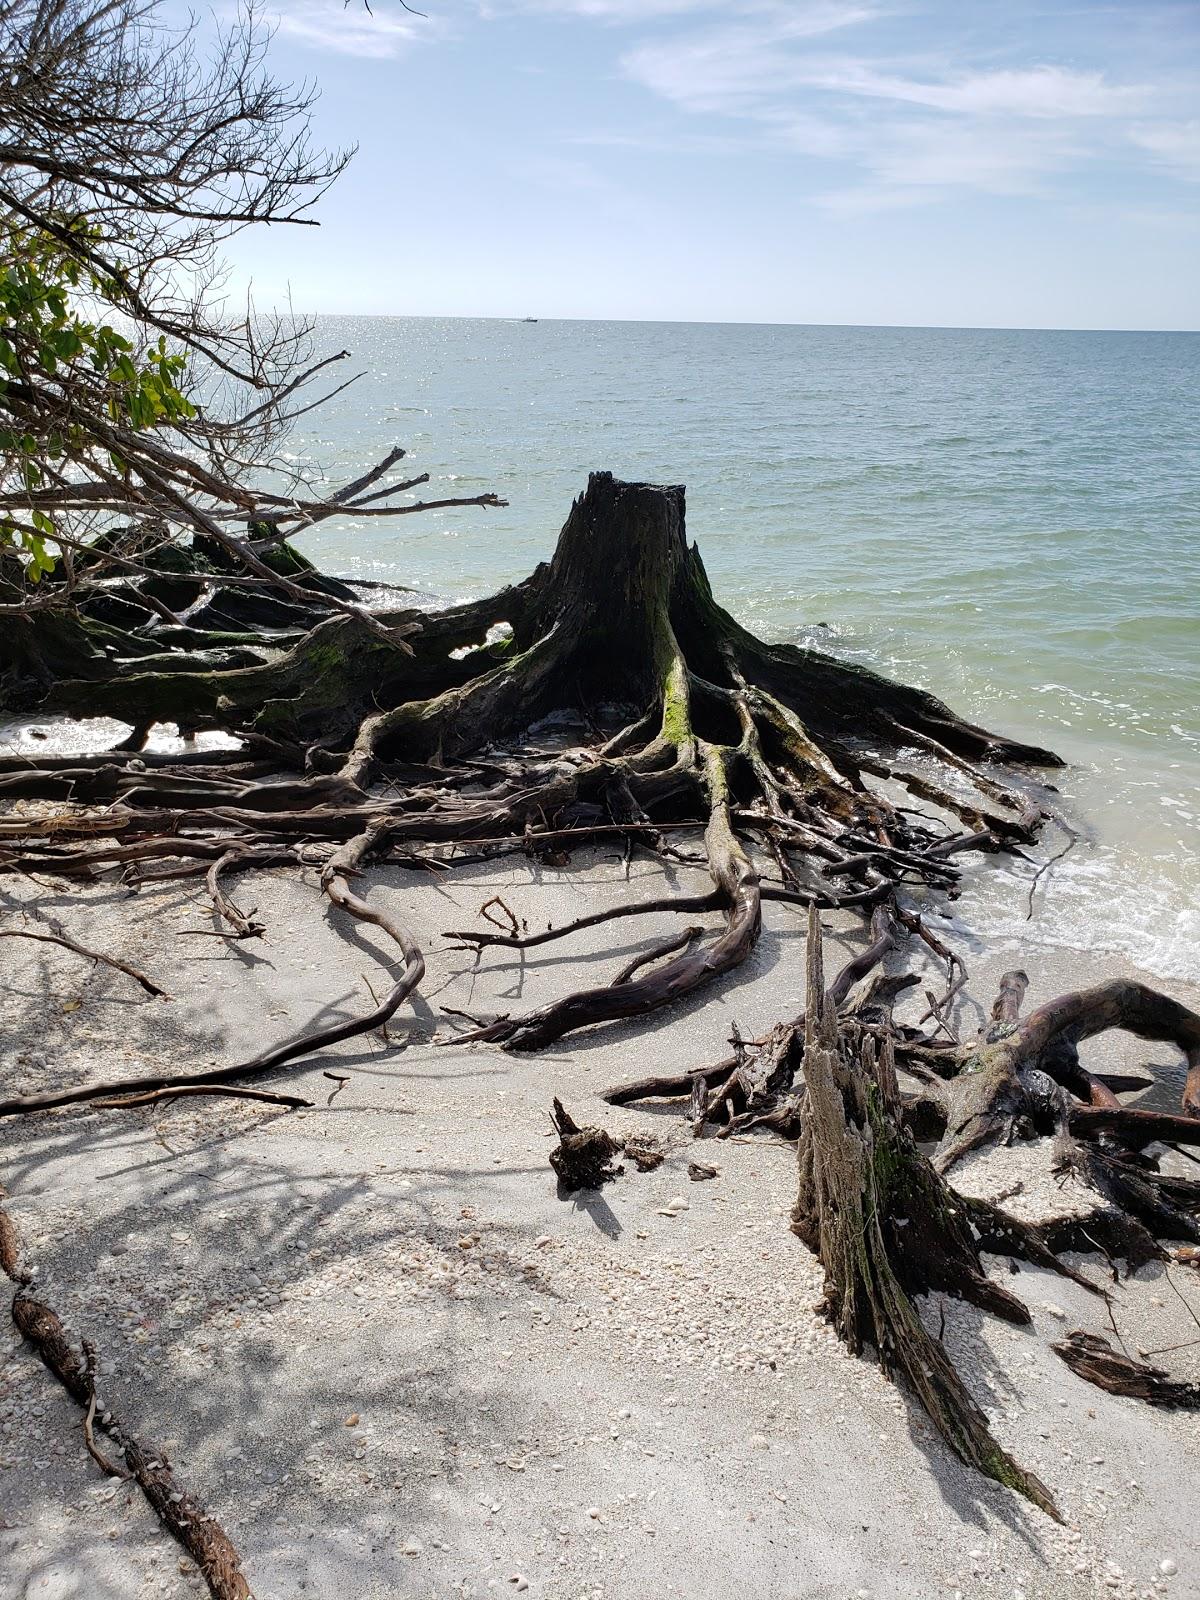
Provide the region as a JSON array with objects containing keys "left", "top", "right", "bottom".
[{"left": 1, "top": 832, "right": 1198, "bottom": 1600}]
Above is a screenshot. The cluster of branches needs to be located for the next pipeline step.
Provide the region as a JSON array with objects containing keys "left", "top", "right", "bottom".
[{"left": 0, "top": 0, "right": 498, "bottom": 636}]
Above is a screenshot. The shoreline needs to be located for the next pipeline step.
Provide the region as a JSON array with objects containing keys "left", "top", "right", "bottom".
[
  {"left": 3, "top": 693, "right": 1196, "bottom": 990},
  {"left": 2, "top": 817, "right": 1198, "bottom": 1598}
]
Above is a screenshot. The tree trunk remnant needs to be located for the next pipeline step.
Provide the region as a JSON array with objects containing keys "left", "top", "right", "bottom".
[
  {"left": 5, "top": 473, "right": 1200, "bottom": 1518},
  {"left": 791, "top": 910, "right": 1059, "bottom": 1519}
]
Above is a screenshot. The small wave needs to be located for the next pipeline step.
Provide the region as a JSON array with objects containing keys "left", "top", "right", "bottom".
[{"left": 961, "top": 848, "right": 1200, "bottom": 984}]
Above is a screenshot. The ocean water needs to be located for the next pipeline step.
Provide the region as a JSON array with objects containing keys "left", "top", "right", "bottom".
[{"left": 285, "top": 318, "right": 1200, "bottom": 981}]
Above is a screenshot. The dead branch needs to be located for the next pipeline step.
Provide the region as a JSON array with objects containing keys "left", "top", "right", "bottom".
[
  {"left": 1053, "top": 1331, "right": 1200, "bottom": 1409},
  {"left": 90, "top": 1085, "right": 311, "bottom": 1110},
  {"left": 1, "top": 1199, "right": 250, "bottom": 1597},
  {"left": 0, "top": 926, "right": 169, "bottom": 997}
]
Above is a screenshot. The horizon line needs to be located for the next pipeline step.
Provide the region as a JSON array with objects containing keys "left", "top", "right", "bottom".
[{"left": 262, "top": 311, "right": 1200, "bottom": 335}]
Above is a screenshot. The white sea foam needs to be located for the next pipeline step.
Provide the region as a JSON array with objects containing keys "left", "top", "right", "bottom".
[
  {"left": 958, "top": 845, "right": 1199, "bottom": 983},
  {"left": 10, "top": 319, "right": 1200, "bottom": 984}
]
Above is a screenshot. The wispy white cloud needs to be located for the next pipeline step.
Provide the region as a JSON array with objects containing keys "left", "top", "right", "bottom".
[
  {"left": 625, "top": 29, "right": 1147, "bottom": 121},
  {"left": 513, "top": 0, "right": 725, "bottom": 16},
  {"left": 617, "top": 7, "right": 1188, "bottom": 209},
  {"left": 801, "top": 63, "right": 1151, "bottom": 119},
  {"left": 274, "top": 0, "right": 1200, "bottom": 216},
  {"left": 490, "top": 0, "right": 786, "bottom": 18},
  {"left": 622, "top": 7, "right": 879, "bottom": 113},
  {"left": 272, "top": 0, "right": 428, "bottom": 59},
  {"left": 1129, "top": 119, "right": 1200, "bottom": 180},
  {"left": 818, "top": 120, "right": 1084, "bottom": 211}
]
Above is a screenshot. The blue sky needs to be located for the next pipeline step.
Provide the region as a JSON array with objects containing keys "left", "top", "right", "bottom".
[{"left": 224, "top": 1, "right": 1200, "bottom": 328}]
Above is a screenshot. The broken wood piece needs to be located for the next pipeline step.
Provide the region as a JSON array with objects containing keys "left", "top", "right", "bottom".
[
  {"left": 549, "top": 1098, "right": 622, "bottom": 1191},
  {"left": 622, "top": 1133, "right": 665, "bottom": 1171},
  {"left": 690, "top": 1073, "right": 709, "bottom": 1137},
  {"left": 599, "top": 1056, "right": 736, "bottom": 1107},
  {"left": 12, "top": 1292, "right": 253, "bottom": 1596},
  {"left": 323, "top": 1072, "right": 351, "bottom": 1105},
  {"left": 1052, "top": 1331, "right": 1200, "bottom": 1409}
]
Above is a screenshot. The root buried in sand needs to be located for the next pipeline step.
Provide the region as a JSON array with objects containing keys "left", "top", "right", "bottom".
[
  {"left": 0, "top": 1196, "right": 251, "bottom": 1600},
  {"left": 2, "top": 472, "right": 1199, "bottom": 1521},
  {"left": 548, "top": 1098, "right": 622, "bottom": 1190}
]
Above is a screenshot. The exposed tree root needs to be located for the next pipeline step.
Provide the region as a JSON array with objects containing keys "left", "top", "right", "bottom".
[
  {"left": 924, "top": 975, "right": 1200, "bottom": 1174},
  {"left": 4, "top": 471, "right": 1198, "bottom": 1517},
  {"left": 1053, "top": 1331, "right": 1200, "bottom": 1408},
  {"left": 0, "top": 1196, "right": 251, "bottom": 1599},
  {"left": 1, "top": 472, "right": 1062, "bottom": 1100},
  {"left": 0, "top": 830, "right": 422, "bottom": 1118},
  {"left": 203, "top": 849, "right": 266, "bottom": 940}
]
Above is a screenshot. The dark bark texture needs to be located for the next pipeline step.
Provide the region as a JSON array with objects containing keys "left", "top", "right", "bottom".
[{"left": 4, "top": 472, "right": 1198, "bottom": 1522}]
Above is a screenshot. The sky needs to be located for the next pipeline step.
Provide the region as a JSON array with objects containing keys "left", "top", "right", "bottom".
[{"left": 222, "top": 1, "right": 1200, "bottom": 329}]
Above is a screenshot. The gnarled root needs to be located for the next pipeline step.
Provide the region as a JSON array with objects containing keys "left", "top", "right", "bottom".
[
  {"left": 1, "top": 1199, "right": 250, "bottom": 1599},
  {"left": 1053, "top": 1331, "right": 1200, "bottom": 1409},
  {"left": 0, "top": 824, "right": 423, "bottom": 1118},
  {"left": 790, "top": 909, "right": 1059, "bottom": 1519}
]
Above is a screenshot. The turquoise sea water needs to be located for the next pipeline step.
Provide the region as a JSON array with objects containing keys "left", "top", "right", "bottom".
[{"left": 288, "top": 318, "right": 1200, "bottom": 980}]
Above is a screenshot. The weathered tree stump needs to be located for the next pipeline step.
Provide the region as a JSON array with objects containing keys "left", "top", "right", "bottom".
[
  {"left": 790, "top": 909, "right": 1059, "bottom": 1518},
  {"left": 5, "top": 472, "right": 1200, "bottom": 1518}
]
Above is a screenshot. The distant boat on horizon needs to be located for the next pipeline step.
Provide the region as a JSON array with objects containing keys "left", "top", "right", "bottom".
[{"left": 522, "top": 317, "right": 538, "bottom": 323}]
